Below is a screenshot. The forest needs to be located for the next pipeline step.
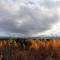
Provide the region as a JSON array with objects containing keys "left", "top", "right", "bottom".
[{"left": 0, "top": 38, "right": 60, "bottom": 60}]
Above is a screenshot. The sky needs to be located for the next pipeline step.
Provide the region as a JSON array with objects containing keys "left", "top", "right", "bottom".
[{"left": 0, "top": 0, "right": 60, "bottom": 37}]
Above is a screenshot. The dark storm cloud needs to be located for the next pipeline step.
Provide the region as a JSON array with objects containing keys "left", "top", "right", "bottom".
[{"left": 0, "top": 0, "right": 59, "bottom": 37}]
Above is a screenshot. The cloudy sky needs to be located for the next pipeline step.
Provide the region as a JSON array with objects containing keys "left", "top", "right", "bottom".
[{"left": 0, "top": 0, "right": 60, "bottom": 37}]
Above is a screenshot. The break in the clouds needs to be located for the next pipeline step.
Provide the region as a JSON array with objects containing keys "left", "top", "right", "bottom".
[{"left": 0, "top": 0, "right": 60, "bottom": 37}]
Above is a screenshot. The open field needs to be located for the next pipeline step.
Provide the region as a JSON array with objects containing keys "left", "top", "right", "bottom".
[{"left": 0, "top": 38, "right": 60, "bottom": 60}]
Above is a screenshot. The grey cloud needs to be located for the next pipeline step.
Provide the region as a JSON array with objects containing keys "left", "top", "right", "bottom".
[
  {"left": 0, "top": 0, "right": 59, "bottom": 37},
  {"left": 40, "top": 0, "right": 60, "bottom": 9},
  {"left": 0, "top": 6, "right": 58, "bottom": 35},
  {"left": 18, "top": 7, "right": 57, "bottom": 35}
]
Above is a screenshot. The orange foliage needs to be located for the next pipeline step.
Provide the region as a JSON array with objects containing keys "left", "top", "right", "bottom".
[
  {"left": 0, "top": 40, "right": 7, "bottom": 47},
  {"left": 0, "top": 40, "right": 18, "bottom": 48},
  {"left": 30, "top": 39, "right": 60, "bottom": 49},
  {"left": 0, "top": 38, "right": 60, "bottom": 49},
  {"left": 30, "top": 40, "right": 40, "bottom": 49}
]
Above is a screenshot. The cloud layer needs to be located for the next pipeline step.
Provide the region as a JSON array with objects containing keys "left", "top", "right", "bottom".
[{"left": 0, "top": 0, "right": 60, "bottom": 37}]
